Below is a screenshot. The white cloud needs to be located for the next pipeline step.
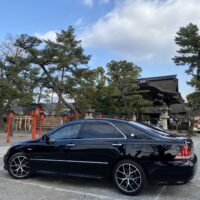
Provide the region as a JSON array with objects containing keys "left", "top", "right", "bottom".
[
  {"left": 82, "top": 0, "right": 110, "bottom": 7},
  {"left": 35, "top": 30, "right": 58, "bottom": 42},
  {"left": 83, "top": 0, "right": 94, "bottom": 8},
  {"left": 75, "top": 17, "right": 83, "bottom": 27},
  {"left": 81, "top": 0, "right": 200, "bottom": 61},
  {"left": 99, "top": 0, "right": 110, "bottom": 4}
]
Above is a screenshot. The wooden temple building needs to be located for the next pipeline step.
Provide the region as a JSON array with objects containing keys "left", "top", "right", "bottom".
[{"left": 137, "top": 75, "right": 188, "bottom": 130}]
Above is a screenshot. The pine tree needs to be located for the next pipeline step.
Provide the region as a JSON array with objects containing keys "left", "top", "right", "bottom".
[
  {"left": 15, "top": 26, "right": 90, "bottom": 116},
  {"left": 106, "top": 60, "right": 151, "bottom": 116},
  {"left": 173, "top": 23, "right": 200, "bottom": 134},
  {"left": 173, "top": 23, "right": 200, "bottom": 89}
]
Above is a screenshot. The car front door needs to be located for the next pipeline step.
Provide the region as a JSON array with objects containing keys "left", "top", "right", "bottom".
[{"left": 29, "top": 122, "right": 83, "bottom": 175}]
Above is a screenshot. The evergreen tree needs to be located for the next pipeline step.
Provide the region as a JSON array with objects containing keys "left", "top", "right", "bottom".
[
  {"left": 173, "top": 23, "right": 200, "bottom": 134},
  {"left": 15, "top": 26, "right": 90, "bottom": 116},
  {"left": 173, "top": 23, "right": 200, "bottom": 89},
  {"left": 106, "top": 60, "right": 151, "bottom": 116},
  {"left": 0, "top": 38, "right": 38, "bottom": 129}
]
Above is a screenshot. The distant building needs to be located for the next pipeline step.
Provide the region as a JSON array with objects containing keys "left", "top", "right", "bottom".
[{"left": 137, "top": 75, "right": 188, "bottom": 130}]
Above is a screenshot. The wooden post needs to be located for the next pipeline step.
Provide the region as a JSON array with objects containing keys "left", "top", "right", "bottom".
[
  {"left": 31, "top": 114, "right": 37, "bottom": 140},
  {"left": 7, "top": 117, "right": 11, "bottom": 143},
  {"left": 7, "top": 111, "right": 14, "bottom": 143},
  {"left": 39, "top": 113, "right": 45, "bottom": 138},
  {"left": 31, "top": 106, "right": 41, "bottom": 140}
]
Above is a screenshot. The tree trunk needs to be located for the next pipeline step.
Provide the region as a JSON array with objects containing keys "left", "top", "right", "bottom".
[
  {"left": 188, "top": 110, "right": 195, "bottom": 137},
  {"left": 0, "top": 113, "right": 5, "bottom": 131},
  {"left": 197, "top": 50, "right": 200, "bottom": 80},
  {"left": 40, "top": 64, "right": 77, "bottom": 117},
  {"left": 37, "top": 87, "right": 43, "bottom": 103},
  {"left": 56, "top": 67, "right": 65, "bottom": 114},
  {"left": 189, "top": 118, "right": 194, "bottom": 137}
]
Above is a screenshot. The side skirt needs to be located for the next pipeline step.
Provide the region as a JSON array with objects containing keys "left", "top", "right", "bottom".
[{"left": 32, "top": 170, "right": 104, "bottom": 180}]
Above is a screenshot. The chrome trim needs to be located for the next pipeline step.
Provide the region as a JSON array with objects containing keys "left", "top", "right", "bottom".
[
  {"left": 56, "top": 138, "right": 126, "bottom": 141},
  {"left": 30, "top": 158, "right": 108, "bottom": 165},
  {"left": 50, "top": 119, "right": 127, "bottom": 141},
  {"left": 86, "top": 119, "right": 127, "bottom": 139},
  {"left": 175, "top": 154, "right": 194, "bottom": 160},
  {"left": 112, "top": 143, "right": 122, "bottom": 147},
  {"left": 66, "top": 143, "right": 75, "bottom": 147},
  {"left": 105, "top": 120, "right": 127, "bottom": 139}
]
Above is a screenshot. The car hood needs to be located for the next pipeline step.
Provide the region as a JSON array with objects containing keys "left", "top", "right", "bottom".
[{"left": 11, "top": 138, "right": 41, "bottom": 147}]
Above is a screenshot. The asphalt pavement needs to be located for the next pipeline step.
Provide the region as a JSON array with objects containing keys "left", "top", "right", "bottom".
[{"left": 0, "top": 132, "right": 199, "bottom": 200}]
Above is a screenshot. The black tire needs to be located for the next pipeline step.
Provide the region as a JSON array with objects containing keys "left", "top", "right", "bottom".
[
  {"left": 8, "top": 152, "right": 31, "bottom": 179},
  {"left": 113, "top": 159, "right": 147, "bottom": 195}
]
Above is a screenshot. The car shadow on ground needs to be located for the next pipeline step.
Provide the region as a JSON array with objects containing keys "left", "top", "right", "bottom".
[
  {"left": 22, "top": 174, "right": 166, "bottom": 198},
  {"left": 0, "top": 170, "right": 197, "bottom": 200}
]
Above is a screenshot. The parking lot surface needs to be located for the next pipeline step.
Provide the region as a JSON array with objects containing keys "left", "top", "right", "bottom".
[{"left": 0, "top": 133, "right": 199, "bottom": 200}]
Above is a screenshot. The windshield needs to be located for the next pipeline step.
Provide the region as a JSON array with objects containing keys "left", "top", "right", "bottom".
[{"left": 128, "top": 121, "right": 171, "bottom": 137}]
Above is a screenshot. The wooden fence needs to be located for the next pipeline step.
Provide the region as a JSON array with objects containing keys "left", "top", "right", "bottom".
[{"left": 13, "top": 115, "right": 62, "bottom": 131}]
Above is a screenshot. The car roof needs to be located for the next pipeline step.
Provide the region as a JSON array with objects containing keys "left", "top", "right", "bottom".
[
  {"left": 60, "top": 118, "right": 127, "bottom": 125},
  {"left": 84, "top": 118, "right": 126, "bottom": 122}
]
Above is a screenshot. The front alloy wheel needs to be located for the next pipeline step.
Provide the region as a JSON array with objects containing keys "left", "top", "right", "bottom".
[
  {"left": 8, "top": 152, "right": 31, "bottom": 179},
  {"left": 113, "top": 159, "right": 146, "bottom": 195}
]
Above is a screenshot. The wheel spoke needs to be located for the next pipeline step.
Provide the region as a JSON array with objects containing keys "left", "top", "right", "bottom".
[
  {"left": 125, "top": 181, "right": 129, "bottom": 189},
  {"left": 128, "top": 182, "right": 134, "bottom": 191},
  {"left": 128, "top": 164, "right": 131, "bottom": 175},
  {"left": 13, "top": 160, "right": 18, "bottom": 166},
  {"left": 115, "top": 162, "right": 142, "bottom": 193},
  {"left": 117, "top": 170, "right": 126, "bottom": 176},
  {"left": 116, "top": 176, "right": 125, "bottom": 180},
  {"left": 130, "top": 169, "right": 137, "bottom": 175},
  {"left": 120, "top": 178, "right": 127, "bottom": 185},
  {"left": 9, "top": 155, "right": 30, "bottom": 178},
  {"left": 130, "top": 178, "right": 139, "bottom": 186},
  {"left": 122, "top": 165, "right": 125, "bottom": 174},
  {"left": 17, "top": 157, "right": 21, "bottom": 164},
  {"left": 20, "top": 157, "right": 25, "bottom": 164}
]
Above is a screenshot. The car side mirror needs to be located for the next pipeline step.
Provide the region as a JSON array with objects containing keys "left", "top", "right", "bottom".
[
  {"left": 48, "top": 137, "right": 56, "bottom": 144},
  {"left": 42, "top": 135, "right": 56, "bottom": 144},
  {"left": 42, "top": 134, "right": 49, "bottom": 143}
]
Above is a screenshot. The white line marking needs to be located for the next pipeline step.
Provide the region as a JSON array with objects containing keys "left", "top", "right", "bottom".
[
  {"left": 0, "top": 177, "right": 114, "bottom": 200},
  {"left": 154, "top": 186, "right": 166, "bottom": 200}
]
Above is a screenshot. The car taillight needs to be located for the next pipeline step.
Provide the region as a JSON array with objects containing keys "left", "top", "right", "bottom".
[{"left": 175, "top": 145, "right": 193, "bottom": 160}]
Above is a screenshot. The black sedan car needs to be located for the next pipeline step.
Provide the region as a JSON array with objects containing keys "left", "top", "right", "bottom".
[{"left": 4, "top": 118, "right": 197, "bottom": 195}]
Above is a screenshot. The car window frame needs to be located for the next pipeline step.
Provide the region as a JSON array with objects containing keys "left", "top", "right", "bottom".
[
  {"left": 79, "top": 120, "right": 126, "bottom": 140},
  {"left": 48, "top": 122, "right": 83, "bottom": 140},
  {"left": 112, "top": 121, "right": 153, "bottom": 140}
]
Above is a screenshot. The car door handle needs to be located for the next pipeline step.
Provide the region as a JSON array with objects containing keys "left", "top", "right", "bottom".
[
  {"left": 112, "top": 143, "right": 122, "bottom": 147},
  {"left": 65, "top": 143, "right": 75, "bottom": 147}
]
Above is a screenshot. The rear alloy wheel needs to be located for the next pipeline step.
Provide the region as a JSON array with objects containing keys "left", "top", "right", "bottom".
[
  {"left": 113, "top": 159, "right": 146, "bottom": 195},
  {"left": 8, "top": 152, "right": 31, "bottom": 179}
]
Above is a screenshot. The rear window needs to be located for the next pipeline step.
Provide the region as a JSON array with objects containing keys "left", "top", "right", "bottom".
[
  {"left": 128, "top": 121, "right": 171, "bottom": 137},
  {"left": 113, "top": 122, "right": 151, "bottom": 139}
]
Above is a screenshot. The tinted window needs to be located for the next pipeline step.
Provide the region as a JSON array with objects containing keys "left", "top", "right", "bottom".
[
  {"left": 50, "top": 124, "right": 81, "bottom": 140},
  {"left": 129, "top": 121, "right": 171, "bottom": 137},
  {"left": 81, "top": 123, "right": 123, "bottom": 139},
  {"left": 114, "top": 122, "right": 151, "bottom": 139}
]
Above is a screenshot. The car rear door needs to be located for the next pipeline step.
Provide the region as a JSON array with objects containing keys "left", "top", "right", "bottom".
[{"left": 68, "top": 120, "right": 127, "bottom": 178}]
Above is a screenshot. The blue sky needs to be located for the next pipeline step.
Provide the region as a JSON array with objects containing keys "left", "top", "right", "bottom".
[
  {"left": 1, "top": 0, "right": 200, "bottom": 100},
  {"left": 0, "top": 0, "right": 114, "bottom": 37}
]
